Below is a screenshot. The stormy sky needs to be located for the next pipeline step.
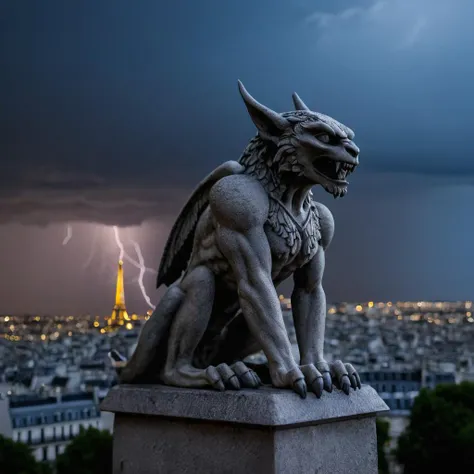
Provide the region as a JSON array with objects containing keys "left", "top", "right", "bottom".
[{"left": 1, "top": 0, "right": 474, "bottom": 314}]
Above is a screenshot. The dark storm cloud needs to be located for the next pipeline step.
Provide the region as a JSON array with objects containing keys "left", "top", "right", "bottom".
[
  {"left": 2, "top": 0, "right": 474, "bottom": 312},
  {"left": 0, "top": 186, "right": 185, "bottom": 226},
  {"left": 0, "top": 164, "right": 187, "bottom": 225},
  {"left": 1, "top": 0, "right": 474, "bottom": 226}
]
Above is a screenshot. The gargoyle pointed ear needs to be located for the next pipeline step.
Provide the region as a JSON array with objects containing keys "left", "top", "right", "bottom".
[
  {"left": 238, "top": 80, "right": 289, "bottom": 143},
  {"left": 292, "top": 92, "right": 310, "bottom": 111}
]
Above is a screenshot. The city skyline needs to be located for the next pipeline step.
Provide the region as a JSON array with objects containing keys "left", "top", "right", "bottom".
[{"left": 2, "top": 0, "right": 474, "bottom": 313}]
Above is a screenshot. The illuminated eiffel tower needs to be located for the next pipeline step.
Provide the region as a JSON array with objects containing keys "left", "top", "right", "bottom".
[{"left": 108, "top": 260, "right": 129, "bottom": 327}]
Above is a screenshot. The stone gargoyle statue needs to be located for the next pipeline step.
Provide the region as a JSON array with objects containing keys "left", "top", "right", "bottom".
[{"left": 117, "top": 81, "right": 361, "bottom": 399}]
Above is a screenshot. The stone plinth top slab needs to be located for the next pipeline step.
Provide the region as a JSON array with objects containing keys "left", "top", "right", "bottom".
[{"left": 101, "top": 384, "right": 388, "bottom": 428}]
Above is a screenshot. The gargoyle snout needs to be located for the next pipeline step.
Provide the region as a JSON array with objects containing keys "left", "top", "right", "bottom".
[{"left": 342, "top": 140, "right": 360, "bottom": 161}]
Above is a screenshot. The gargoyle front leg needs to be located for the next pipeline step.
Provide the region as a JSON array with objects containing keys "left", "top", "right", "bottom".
[
  {"left": 292, "top": 248, "right": 361, "bottom": 396},
  {"left": 216, "top": 225, "right": 306, "bottom": 398}
]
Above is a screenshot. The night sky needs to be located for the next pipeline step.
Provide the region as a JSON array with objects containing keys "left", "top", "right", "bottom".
[{"left": 1, "top": 0, "right": 474, "bottom": 315}]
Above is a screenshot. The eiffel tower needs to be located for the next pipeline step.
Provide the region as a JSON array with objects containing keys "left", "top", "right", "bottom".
[{"left": 108, "top": 260, "right": 129, "bottom": 327}]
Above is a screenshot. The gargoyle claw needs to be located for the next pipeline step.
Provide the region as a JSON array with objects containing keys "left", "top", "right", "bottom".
[
  {"left": 345, "top": 363, "right": 359, "bottom": 390},
  {"left": 293, "top": 379, "right": 307, "bottom": 399},
  {"left": 231, "top": 361, "right": 261, "bottom": 388},
  {"left": 340, "top": 375, "right": 351, "bottom": 395},
  {"left": 251, "top": 372, "right": 262, "bottom": 387},
  {"left": 300, "top": 364, "right": 325, "bottom": 397},
  {"left": 206, "top": 366, "right": 226, "bottom": 391},
  {"left": 228, "top": 375, "right": 241, "bottom": 390},
  {"left": 314, "top": 361, "right": 333, "bottom": 392},
  {"left": 311, "top": 377, "right": 324, "bottom": 398},
  {"left": 322, "top": 372, "right": 333, "bottom": 393},
  {"left": 241, "top": 370, "right": 261, "bottom": 388}
]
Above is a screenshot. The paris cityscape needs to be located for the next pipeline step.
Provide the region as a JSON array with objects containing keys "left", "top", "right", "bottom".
[{"left": 1, "top": 258, "right": 473, "bottom": 471}]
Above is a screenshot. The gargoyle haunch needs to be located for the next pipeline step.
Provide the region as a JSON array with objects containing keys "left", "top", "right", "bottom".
[{"left": 118, "top": 81, "right": 361, "bottom": 398}]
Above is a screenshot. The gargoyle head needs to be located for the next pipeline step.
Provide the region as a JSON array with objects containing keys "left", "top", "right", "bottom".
[{"left": 238, "top": 80, "right": 359, "bottom": 198}]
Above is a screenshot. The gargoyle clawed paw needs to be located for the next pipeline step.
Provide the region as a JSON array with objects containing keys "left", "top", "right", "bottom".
[
  {"left": 207, "top": 361, "right": 262, "bottom": 391},
  {"left": 162, "top": 361, "right": 261, "bottom": 391},
  {"left": 312, "top": 360, "right": 361, "bottom": 396}
]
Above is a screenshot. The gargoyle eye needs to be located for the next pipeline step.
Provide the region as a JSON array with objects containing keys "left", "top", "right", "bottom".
[{"left": 318, "top": 134, "right": 330, "bottom": 144}]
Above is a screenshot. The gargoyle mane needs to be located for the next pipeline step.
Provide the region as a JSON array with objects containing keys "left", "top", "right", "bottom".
[{"left": 237, "top": 111, "right": 321, "bottom": 194}]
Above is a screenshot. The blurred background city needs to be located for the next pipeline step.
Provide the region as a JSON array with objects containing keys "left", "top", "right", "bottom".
[{"left": 1, "top": 259, "right": 473, "bottom": 472}]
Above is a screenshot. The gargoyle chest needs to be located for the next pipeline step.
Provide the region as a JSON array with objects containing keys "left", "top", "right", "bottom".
[{"left": 265, "top": 196, "right": 321, "bottom": 267}]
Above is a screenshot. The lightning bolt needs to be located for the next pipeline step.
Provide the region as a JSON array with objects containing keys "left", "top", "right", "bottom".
[
  {"left": 112, "top": 226, "right": 156, "bottom": 274},
  {"left": 62, "top": 225, "right": 72, "bottom": 245},
  {"left": 131, "top": 240, "right": 156, "bottom": 310},
  {"left": 112, "top": 226, "right": 156, "bottom": 309},
  {"left": 112, "top": 226, "right": 125, "bottom": 260}
]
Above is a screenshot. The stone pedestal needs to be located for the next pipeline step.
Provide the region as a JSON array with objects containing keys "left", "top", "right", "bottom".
[{"left": 101, "top": 384, "right": 389, "bottom": 474}]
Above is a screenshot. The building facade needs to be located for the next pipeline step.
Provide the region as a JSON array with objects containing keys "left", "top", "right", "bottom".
[
  {"left": 360, "top": 368, "right": 456, "bottom": 411},
  {"left": 0, "top": 391, "right": 103, "bottom": 462}
]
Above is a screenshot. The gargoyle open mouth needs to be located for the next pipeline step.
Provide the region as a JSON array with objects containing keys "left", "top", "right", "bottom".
[{"left": 315, "top": 158, "right": 356, "bottom": 183}]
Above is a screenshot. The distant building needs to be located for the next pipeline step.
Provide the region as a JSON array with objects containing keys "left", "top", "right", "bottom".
[
  {"left": 360, "top": 368, "right": 456, "bottom": 412},
  {"left": 0, "top": 391, "right": 103, "bottom": 463},
  {"left": 360, "top": 369, "right": 421, "bottom": 412}
]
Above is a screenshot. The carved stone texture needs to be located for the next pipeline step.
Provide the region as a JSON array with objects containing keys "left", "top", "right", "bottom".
[
  {"left": 117, "top": 80, "right": 361, "bottom": 399},
  {"left": 102, "top": 384, "right": 388, "bottom": 474}
]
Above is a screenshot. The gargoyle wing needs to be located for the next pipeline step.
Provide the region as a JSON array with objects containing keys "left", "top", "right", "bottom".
[{"left": 157, "top": 160, "right": 245, "bottom": 288}]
